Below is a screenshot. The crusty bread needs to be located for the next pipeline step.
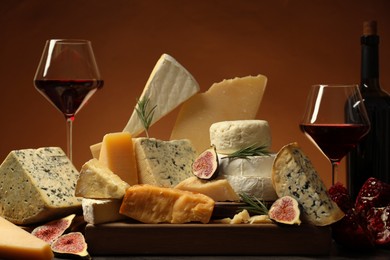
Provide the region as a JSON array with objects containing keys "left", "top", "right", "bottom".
[{"left": 272, "top": 142, "right": 344, "bottom": 226}]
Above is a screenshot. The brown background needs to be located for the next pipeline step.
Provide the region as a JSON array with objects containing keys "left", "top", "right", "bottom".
[{"left": 1, "top": 0, "right": 389, "bottom": 188}]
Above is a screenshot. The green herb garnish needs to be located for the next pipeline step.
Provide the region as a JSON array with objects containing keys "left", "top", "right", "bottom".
[
  {"left": 135, "top": 97, "right": 157, "bottom": 138},
  {"left": 239, "top": 193, "right": 269, "bottom": 215},
  {"left": 222, "top": 144, "right": 270, "bottom": 159}
]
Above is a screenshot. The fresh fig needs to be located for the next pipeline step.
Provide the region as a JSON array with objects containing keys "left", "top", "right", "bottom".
[
  {"left": 192, "top": 146, "right": 219, "bottom": 180},
  {"left": 31, "top": 214, "right": 76, "bottom": 244},
  {"left": 268, "top": 196, "right": 301, "bottom": 225},
  {"left": 51, "top": 232, "right": 90, "bottom": 259}
]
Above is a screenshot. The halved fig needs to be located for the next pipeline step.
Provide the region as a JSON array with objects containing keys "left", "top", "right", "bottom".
[
  {"left": 31, "top": 214, "right": 76, "bottom": 244},
  {"left": 268, "top": 196, "right": 301, "bottom": 225},
  {"left": 51, "top": 232, "right": 90, "bottom": 259},
  {"left": 192, "top": 146, "right": 219, "bottom": 180}
]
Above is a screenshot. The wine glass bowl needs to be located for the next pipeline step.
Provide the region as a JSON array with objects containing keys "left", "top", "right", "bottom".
[
  {"left": 300, "top": 84, "right": 370, "bottom": 185},
  {"left": 34, "top": 39, "right": 103, "bottom": 161}
]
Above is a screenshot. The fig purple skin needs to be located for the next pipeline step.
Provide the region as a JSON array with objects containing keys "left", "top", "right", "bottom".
[
  {"left": 192, "top": 146, "right": 219, "bottom": 180},
  {"left": 51, "top": 232, "right": 89, "bottom": 259}
]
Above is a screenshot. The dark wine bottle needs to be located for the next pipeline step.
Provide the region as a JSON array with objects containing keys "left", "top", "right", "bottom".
[{"left": 347, "top": 21, "right": 390, "bottom": 199}]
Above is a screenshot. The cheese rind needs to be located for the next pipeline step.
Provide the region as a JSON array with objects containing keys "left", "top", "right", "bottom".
[
  {"left": 120, "top": 184, "right": 215, "bottom": 224},
  {"left": 170, "top": 75, "right": 267, "bottom": 153},
  {"left": 272, "top": 143, "right": 344, "bottom": 226},
  {"left": 82, "top": 198, "right": 126, "bottom": 225},
  {"left": 0, "top": 216, "right": 54, "bottom": 260},
  {"left": 175, "top": 176, "right": 240, "bottom": 202},
  {"left": 218, "top": 154, "right": 278, "bottom": 201},
  {"left": 210, "top": 120, "right": 272, "bottom": 154},
  {"left": 134, "top": 138, "right": 196, "bottom": 187},
  {"left": 98, "top": 132, "right": 138, "bottom": 185},
  {"left": 75, "top": 158, "right": 130, "bottom": 199},
  {"left": 0, "top": 147, "right": 81, "bottom": 225},
  {"left": 123, "top": 54, "right": 200, "bottom": 137}
]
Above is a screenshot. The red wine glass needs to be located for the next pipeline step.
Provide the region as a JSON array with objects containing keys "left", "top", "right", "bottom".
[
  {"left": 300, "top": 84, "right": 370, "bottom": 185},
  {"left": 34, "top": 39, "right": 103, "bottom": 162}
]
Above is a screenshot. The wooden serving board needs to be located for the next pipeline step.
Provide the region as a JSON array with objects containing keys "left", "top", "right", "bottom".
[{"left": 85, "top": 221, "right": 332, "bottom": 256}]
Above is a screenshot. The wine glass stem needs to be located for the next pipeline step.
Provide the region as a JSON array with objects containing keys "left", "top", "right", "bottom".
[
  {"left": 66, "top": 116, "right": 74, "bottom": 162},
  {"left": 331, "top": 160, "right": 340, "bottom": 186}
]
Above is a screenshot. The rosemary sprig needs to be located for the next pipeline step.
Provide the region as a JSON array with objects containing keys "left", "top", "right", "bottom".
[
  {"left": 135, "top": 97, "right": 157, "bottom": 138},
  {"left": 222, "top": 144, "right": 270, "bottom": 159},
  {"left": 239, "top": 193, "right": 269, "bottom": 215}
]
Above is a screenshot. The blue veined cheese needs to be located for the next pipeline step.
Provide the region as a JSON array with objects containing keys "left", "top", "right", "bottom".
[
  {"left": 272, "top": 143, "right": 344, "bottom": 226},
  {"left": 0, "top": 147, "right": 82, "bottom": 225},
  {"left": 134, "top": 138, "right": 197, "bottom": 187}
]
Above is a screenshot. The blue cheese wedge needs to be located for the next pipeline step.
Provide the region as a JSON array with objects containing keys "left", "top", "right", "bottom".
[
  {"left": 272, "top": 143, "right": 344, "bottom": 226},
  {"left": 0, "top": 147, "right": 82, "bottom": 225},
  {"left": 134, "top": 138, "right": 197, "bottom": 187}
]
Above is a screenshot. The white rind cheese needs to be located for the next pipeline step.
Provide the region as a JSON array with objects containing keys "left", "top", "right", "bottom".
[
  {"left": 0, "top": 148, "right": 82, "bottom": 225},
  {"left": 82, "top": 198, "right": 126, "bottom": 225},
  {"left": 210, "top": 120, "right": 272, "bottom": 154},
  {"left": 123, "top": 54, "right": 200, "bottom": 137},
  {"left": 218, "top": 154, "right": 278, "bottom": 201},
  {"left": 272, "top": 143, "right": 344, "bottom": 226},
  {"left": 134, "top": 138, "right": 197, "bottom": 187}
]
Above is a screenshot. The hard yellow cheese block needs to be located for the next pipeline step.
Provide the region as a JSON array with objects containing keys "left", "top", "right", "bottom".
[
  {"left": 98, "top": 132, "right": 138, "bottom": 185},
  {"left": 0, "top": 216, "right": 53, "bottom": 260},
  {"left": 170, "top": 75, "right": 267, "bottom": 154}
]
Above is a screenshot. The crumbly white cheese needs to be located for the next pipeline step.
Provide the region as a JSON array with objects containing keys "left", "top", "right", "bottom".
[
  {"left": 272, "top": 143, "right": 344, "bottom": 226},
  {"left": 218, "top": 154, "right": 278, "bottom": 201},
  {"left": 0, "top": 147, "right": 82, "bottom": 225},
  {"left": 82, "top": 198, "right": 126, "bottom": 225},
  {"left": 210, "top": 120, "right": 272, "bottom": 154},
  {"left": 134, "top": 138, "right": 197, "bottom": 187}
]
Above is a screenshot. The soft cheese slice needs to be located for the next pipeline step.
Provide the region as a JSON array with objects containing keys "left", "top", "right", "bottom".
[
  {"left": 76, "top": 158, "right": 130, "bottom": 199},
  {"left": 82, "top": 198, "right": 126, "bottom": 225},
  {"left": 123, "top": 53, "right": 200, "bottom": 136},
  {"left": 175, "top": 176, "right": 240, "bottom": 202},
  {"left": 134, "top": 138, "right": 197, "bottom": 187},
  {"left": 210, "top": 120, "right": 272, "bottom": 154},
  {"left": 120, "top": 184, "right": 215, "bottom": 224},
  {"left": 0, "top": 216, "right": 54, "bottom": 260},
  {"left": 98, "top": 132, "right": 138, "bottom": 185},
  {"left": 0, "top": 147, "right": 81, "bottom": 225},
  {"left": 272, "top": 143, "right": 344, "bottom": 226},
  {"left": 170, "top": 75, "right": 267, "bottom": 153}
]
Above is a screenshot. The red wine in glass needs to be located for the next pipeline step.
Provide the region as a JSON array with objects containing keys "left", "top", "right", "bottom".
[
  {"left": 34, "top": 79, "right": 103, "bottom": 117},
  {"left": 300, "top": 85, "right": 370, "bottom": 186}
]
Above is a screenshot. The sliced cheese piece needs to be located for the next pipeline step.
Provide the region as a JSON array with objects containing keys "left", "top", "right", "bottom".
[
  {"left": 0, "top": 147, "right": 81, "bottom": 225},
  {"left": 170, "top": 75, "right": 267, "bottom": 153},
  {"left": 120, "top": 184, "right": 215, "bottom": 224},
  {"left": 124, "top": 53, "right": 200, "bottom": 136},
  {"left": 82, "top": 198, "right": 126, "bottom": 225},
  {"left": 218, "top": 154, "right": 278, "bottom": 201},
  {"left": 98, "top": 132, "right": 138, "bottom": 185},
  {"left": 134, "top": 138, "right": 196, "bottom": 187},
  {"left": 0, "top": 216, "right": 54, "bottom": 260},
  {"left": 175, "top": 176, "right": 240, "bottom": 202},
  {"left": 272, "top": 142, "right": 345, "bottom": 226},
  {"left": 210, "top": 120, "right": 272, "bottom": 154},
  {"left": 75, "top": 158, "right": 130, "bottom": 199}
]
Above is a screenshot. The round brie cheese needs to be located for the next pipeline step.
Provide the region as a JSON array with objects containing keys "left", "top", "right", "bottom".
[{"left": 210, "top": 120, "right": 272, "bottom": 154}]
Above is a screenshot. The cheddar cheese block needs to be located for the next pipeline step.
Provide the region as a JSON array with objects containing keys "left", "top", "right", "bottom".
[
  {"left": 175, "top": 176, "right": 240, "bottom": 202},
  {"left": 134, "top": 138, "right": 196, "bottom": 187},
  {"left": 272, "top": 143, "right": 344, "bottom": 226},
  {"left": 170, "top": 75, "right": 267, "bottom": 153},
  {"left": 75, "top": 158, "right": 130, "bottom": 199},
  {"left": 0, "top": 216, "right": 53, "bottom": 260},
  {"left": 98, "top": 132, "right": 138, "bottom": 185},
  {"left": 120, "top": 184, "right": 215, "bottom": 224},
  {"left": 0, "top": 147, "right": 81, "bottom": 225}
]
